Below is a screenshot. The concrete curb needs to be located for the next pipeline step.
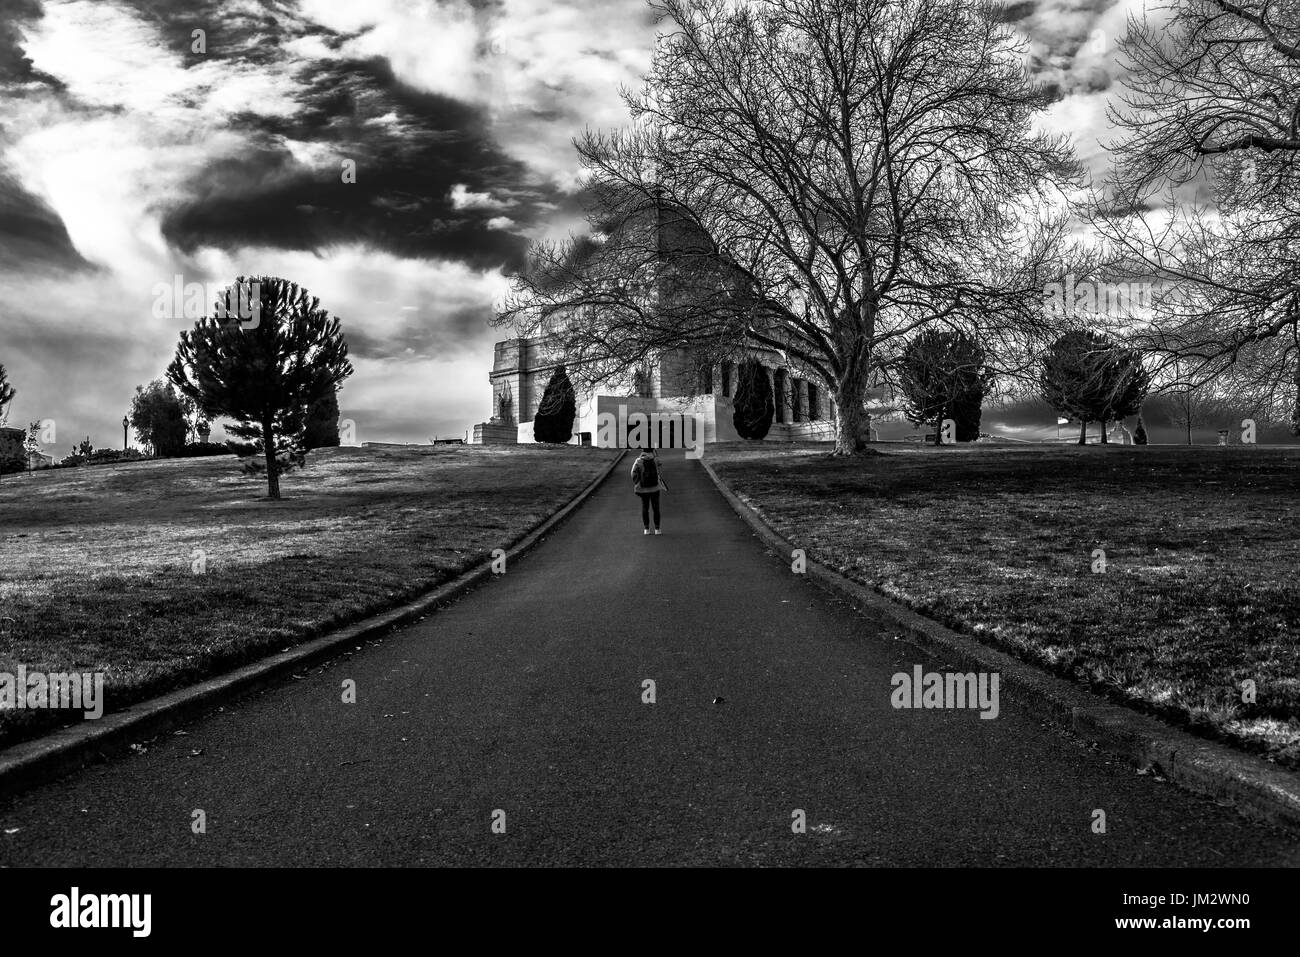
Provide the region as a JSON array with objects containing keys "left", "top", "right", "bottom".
[
  {"left": 700, "top": 457, "right": 1300, "bottom": 834},
  {"left": 0, "top": 448, "right": 627, "bottom": 801}
]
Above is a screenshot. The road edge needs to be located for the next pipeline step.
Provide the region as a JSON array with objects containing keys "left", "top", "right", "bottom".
[
  {"left": 700, "top": 456, "right": 1300, "bottom": 834},
  {"left": 0, "top": 448, "right": 627, "bottom": 801}
]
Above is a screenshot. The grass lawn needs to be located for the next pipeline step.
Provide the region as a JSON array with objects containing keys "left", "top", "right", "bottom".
[
  {"left": 709, "top": 442, "right": 1300, "bottom": 768},
  {"left": 0, "top": 444, "right": 617, "bottom": 747}
]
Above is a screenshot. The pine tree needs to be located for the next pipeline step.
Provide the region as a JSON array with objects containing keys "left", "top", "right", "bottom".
[
  {"left": 304, "top": 389, "right": 341, "bottom": 450},
  {"left": 1040, "top": 331, "right": 1149, "bottom": 446},
  {"left": 733, "top": 359, "right": 775, "bottom": 440},
  {"left": 898, "top": 329, "right": 992, "bottom": 444},
  {"left": 167, "top": 276, "right": 353, "bottom": 499},
  {"left": 533, "top": 365, "right": 577, "bottom": 443}
]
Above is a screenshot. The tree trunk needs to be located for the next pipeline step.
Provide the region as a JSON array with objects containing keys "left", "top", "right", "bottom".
[
  {"left": 1291, "top": 363, "right": 1300, "bottom": 436},
  {"left": 1099, "top": 419, "right": 1108, "bottom": 444},
  {"left": 832, "top": 375, "right": 868, "bottom": 455},
  {"left": 933, "top": 416, "right": 943, "bottom": 446},
  {"left": 830, "top": 297, "right": 876, "bottom": 456},
  {"left": 1078, "top": 420, "right": 1088, "bottom": 445},
  {"left": 263, "top": 420, "right": 280, "bottom": 500}
]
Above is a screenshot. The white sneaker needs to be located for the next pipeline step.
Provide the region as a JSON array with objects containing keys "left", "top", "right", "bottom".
[
  {"left": 643, "top": 528, "right": 650, "bottom": 535},
  {"left": 654, "top": 529, "right": 661, "bottom": 535}
]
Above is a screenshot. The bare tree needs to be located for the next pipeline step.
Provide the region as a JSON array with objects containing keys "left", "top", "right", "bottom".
[
  {"left": 498, "top": 0, "right": 1081, "bottom": 453},
  {"left": 1160, "top": 359, "right": 1228, "bottom": 445},
  {"left": 1096, "top": 1, "right": 1300, "bottom": 416}
]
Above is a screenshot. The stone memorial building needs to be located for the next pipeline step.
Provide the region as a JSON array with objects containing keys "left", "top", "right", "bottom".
[{"left": 473, "top": 196, "right": 837, "bottom": 449}]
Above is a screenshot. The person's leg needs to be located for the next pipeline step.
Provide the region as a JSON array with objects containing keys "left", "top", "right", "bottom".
[
  {"left": 640, "top": 493, "right": 650, "bottom": 530},
  {"left": 650, "top": 491, "right": 661, "bottom": 531}
]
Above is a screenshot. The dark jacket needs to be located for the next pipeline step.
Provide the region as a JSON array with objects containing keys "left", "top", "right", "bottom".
[{"left": 630, "top": 452, "right": 663, "bottom": 494}]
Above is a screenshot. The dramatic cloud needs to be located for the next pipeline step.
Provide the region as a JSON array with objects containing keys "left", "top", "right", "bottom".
[
  {"left": 0, "top": 0, "right": 1148, "bottom": 449},
  {"left": 0, "top": 166, "right": 94, "bottom": 272},
  {"left": 0, "top": 0, "right": 653, "bottom": 448}
]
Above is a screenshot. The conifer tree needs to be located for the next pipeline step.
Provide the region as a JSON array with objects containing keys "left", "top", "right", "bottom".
[{"left": 168, "top": 276, "right": 352, "bottom": 498}]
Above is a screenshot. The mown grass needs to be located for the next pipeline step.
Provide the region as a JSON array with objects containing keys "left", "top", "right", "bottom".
[
  {"left": 0, "top": 444, "right": 617, "bottom": 747},
  {"left": 709, "top": 442, "right": 1300, "bottom": 767}
]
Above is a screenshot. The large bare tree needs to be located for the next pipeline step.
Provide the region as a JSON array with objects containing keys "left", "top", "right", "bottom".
[
  {"left": 1097, "top": 0, "right": 1300, "bottom": 426},
  {"left": 498, "top": 0, "right": 1080, "bottom": 453}
]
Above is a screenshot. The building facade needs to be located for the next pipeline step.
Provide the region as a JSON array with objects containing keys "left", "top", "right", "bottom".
[
  {"left": 473, "top": 335, "right": 836, "bottom": 448},
  {"left": 473, "top": 194, "right": 839, "bottom": 448}
]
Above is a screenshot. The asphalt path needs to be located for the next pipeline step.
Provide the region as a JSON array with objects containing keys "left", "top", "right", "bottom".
[{"left": 2, "top": 450, "right": 1297, "bottom": 866}]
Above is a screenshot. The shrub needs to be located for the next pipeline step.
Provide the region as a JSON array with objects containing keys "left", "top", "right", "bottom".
[
  {"left": 0, "top": 428, "right": 25, "bottom": 475},
  {"left": 1134, "top": 416, "right": 1149, "bottom": 445},
  {"left": 224, "top": 440, "right": 259, "bottom": 457},
  {"left": 100, "top": 449, "right": 147, "bottom": 465},
  {"left": 176, "top": 442, "right": 235, "bottom": 458},
  {"left": 534, "top": 365, "right": 577, "bottom": 443},
  {"left": 55, "top": 447, "right": 148, "bottom": 469}
]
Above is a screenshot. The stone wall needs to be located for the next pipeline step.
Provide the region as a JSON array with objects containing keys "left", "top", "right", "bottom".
[
  {"left": 653, "top": 348, "right": 697, "bottom": 399},
  {"left": 489, "top": 335, "right": 568, "bottom": 425},
  {"left": 472, "top": 422, "right": 519, "bottom": 445}
]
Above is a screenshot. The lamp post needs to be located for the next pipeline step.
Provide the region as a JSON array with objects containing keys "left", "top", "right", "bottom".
[{"left": 122, "top": 416, "right": 128, "bottom": 451}]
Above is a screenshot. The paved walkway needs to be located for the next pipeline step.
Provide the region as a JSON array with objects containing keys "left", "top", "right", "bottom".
[{"left": 2, "top": 450, "right": 1297, "bottom": 865}]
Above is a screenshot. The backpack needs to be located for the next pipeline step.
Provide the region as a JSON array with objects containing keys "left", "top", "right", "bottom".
[{"left": 638, "top": 455, "right": 658, "bottom": 488}]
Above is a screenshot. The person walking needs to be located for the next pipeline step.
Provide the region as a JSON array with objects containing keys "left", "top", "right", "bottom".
[{"left": 630, "top": 447, "right": 667, "bottom": 535}]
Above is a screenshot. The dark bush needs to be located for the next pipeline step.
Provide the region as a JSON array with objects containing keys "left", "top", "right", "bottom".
[
  {"left": 0, "top": 428, "right": 25, "bottom": 475},
  {"left": 224, "top": 440, "right": 259, "bottom": 457},
  {"left": 176, "top": 442, "right": 235, "bottom": 458},
  {"left": 55, "top": 447, "right": 149, "bottom": 469},
  {"left": 534, "top": 365, "right": 577, "bottom": 443}
]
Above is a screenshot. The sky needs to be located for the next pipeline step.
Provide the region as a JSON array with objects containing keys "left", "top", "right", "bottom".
[{"left": 0, "top": 0, "right": 1149, "bottom": 452}]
